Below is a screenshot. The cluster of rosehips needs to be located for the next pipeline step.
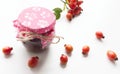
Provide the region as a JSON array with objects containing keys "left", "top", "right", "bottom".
[
  {"left": 1, "top": 31, "right": 118, "bottom": 68},
  {"left": 53, "top": 0, "right": 83, "bottom": 21},
  {"left": 2, "top": 46, "right": 39, "bottom": 68},
  {"left": 66, "top": 0, "right": 83, "bottom": 21},
  {"left": 60, "top": 44, "right": 73, "bottom": 64},
  {"left": 60, "top": 44, "right": 90, "bottom": 64},
  {"left": 60, "top": 31, "right": 118, "bottom": 65},
  {"left": 95, "top": 31, "right": 118, "bottom": 61}
]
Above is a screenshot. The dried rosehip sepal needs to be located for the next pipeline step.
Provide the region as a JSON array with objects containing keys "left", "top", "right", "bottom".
[
  {"left": 64, "top": 44, "right": 73, "bottom": 53},
  {"left": 28, "top": 56, "right": 39, "bottom": 68},
  {"left": 2, "top": 46, "right": 13, "bottom": 55},
  {"left": 60, "top": 54, "right": 68, "bottom": 64},
  {"left": 107, "top": 50, "right": 118, "bottom": 61},
  {"left": 95, "top": 31, "right": 105, "bottom": 39},
  {"left": 82, "top": 45, "right": 90, "bottom": 55}
]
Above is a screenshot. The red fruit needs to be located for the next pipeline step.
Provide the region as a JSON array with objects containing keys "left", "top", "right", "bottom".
[
  {"left": 68, "top": 0, "right": 71, "bottom": 3},
  {"left": 107, "top": 50, "right": 118, "bottom": 61},
  {"left": 95, "top": 31, "right": 105, "bottom": 39},
  {"left": 66, "top": 13, "right": 73, "bottom": 21},
  {"left": 68, "top": 0, "right": 76, "bottom": 3},
  {"left": 28, "top": 56, "right": 39, "bottom": 68},
  {"left": 60, "top": 54, "right": 68, "bottom": 64},
  {"left": 64, "top": 44, "right": 73, "bottom": 53},
  {"left": 74, "top": 7, "right": 83, "bottom": 15},
  {"left": 82, "top": 45, "right": 90, "bottom": 55},
  {"left": 68, "top": 9, "right": 74, "bottom": 16},
  {"left": 70, "top": 0, "right": 77, "bottom": 2},
  {"left": 69, "top": 2, "right": 77, "bottom": 9},
  {"left": 2, "top": 46, "right": 13, "bottom": 55},
  {"left": 77, "top": 0, "right": 83, "bottom": 6}
]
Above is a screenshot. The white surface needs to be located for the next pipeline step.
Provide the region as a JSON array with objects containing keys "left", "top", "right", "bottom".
[{"left": 0, "top": 0, "right": 120, "bottom": 74}]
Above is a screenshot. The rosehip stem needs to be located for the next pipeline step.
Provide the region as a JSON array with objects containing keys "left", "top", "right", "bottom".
[
  {"left": 61, "top": 0, "right": 69, "bottom": 10},
  {"left": 61, "top": 0, "right": 67, "bottom": 4}
]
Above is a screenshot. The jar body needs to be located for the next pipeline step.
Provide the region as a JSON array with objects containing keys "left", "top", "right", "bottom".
[
  {"left": 23, "top": 38, "right": 42, "bottom": 50},
  {"left": 20, "top": 28, "right": 55, "bottom": 50},
  {"left": 13, "top": 7, "right": 56, "bottom": 50}
]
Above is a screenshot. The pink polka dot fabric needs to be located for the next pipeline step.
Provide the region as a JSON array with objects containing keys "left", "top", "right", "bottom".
[
  {"left": 14, "top": 7, "right": 56, "bottom": 34},
  {"left": 13, "top": 7, "right": 56, "bottom": 49}
]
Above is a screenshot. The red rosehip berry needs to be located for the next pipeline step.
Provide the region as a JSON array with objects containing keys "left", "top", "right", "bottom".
[
  {"left": 82, "top": 45, "right": 90, "bottom": 55},
  {"left": 95, "top": 31, "right": 105, "bottom": 39},
  {"left": 64, "top": 44, "right": 73, "bottom": 53},
  {"left": 107, "top": 50, "right": 118, "bottom": 61},
  {"left": 68, "top": 0, "right": 77, "bottom": 3},
  {"left": 60, "top": 54, "right": 68, "bottom": 64},
  {"left": 68, "top": 0, "right": 71, "bottom": 3},
  {"left": 28, "top": 56, "right": 39, "bottom": 68},
  {"left": 68, "top": 9, "right": 75, "bottom": 16},
  {"left": 69, "top": 2, "right": 77, "bottom": 9},
  {"left": 66, "top": 12, "right": 73, "bottom": 21},
  {"left": 70, "top": 0, "right": 77, "bottom": 2},
  {"left": 74, "top": 7, "right": 83, "bottom": 15},
  {"left": 77, "top": 0, "right": 83, "bottom": 6},
  {"left": 2, "top": 46, "right": 13, "bottom": 55}
]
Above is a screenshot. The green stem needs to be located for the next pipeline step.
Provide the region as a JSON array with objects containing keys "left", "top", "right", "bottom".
[
  {"left": 63, "top": 3, "right": 66, "bottom": 11},
  {"left": 61, "top": 0, "right": 69, "bottom": 11},
  {"left": 61, "top": 0, "right": 67, "bottom": 4},
  {"left": 66, "top": 0, "right": 69, "bottom": 4}
]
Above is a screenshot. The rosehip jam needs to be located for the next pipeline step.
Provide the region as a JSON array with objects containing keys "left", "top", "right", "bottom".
[{"left": 13, "top": 7, "right": 56, "bottom": 50}]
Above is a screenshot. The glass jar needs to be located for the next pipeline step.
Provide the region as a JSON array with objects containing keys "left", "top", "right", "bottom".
[{"left": 13, "top": 7, "right": 56, "bottom": 50}]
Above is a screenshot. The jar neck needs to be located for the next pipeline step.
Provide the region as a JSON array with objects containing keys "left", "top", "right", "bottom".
[{"left": 16, "top": 29, "right": 55, "bottom": 42}]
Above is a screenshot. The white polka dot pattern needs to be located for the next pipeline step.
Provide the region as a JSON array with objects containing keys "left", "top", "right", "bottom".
[{"left": 17, "top": 7, "right": 55, "bottom": 30}]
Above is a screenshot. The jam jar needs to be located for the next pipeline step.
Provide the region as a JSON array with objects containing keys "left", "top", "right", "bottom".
[{"left": 13, "top": 7, "right": 56, "bottom": 50}]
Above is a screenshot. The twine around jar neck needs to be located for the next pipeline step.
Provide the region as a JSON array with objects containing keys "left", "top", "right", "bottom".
[{"left": 17, "top": 31, "right": 64, "bottom": 44}]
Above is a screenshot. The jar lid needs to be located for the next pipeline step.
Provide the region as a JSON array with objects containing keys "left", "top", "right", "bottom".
[{"left": 16, "top": 7, "right": 56, "bottom": 34}]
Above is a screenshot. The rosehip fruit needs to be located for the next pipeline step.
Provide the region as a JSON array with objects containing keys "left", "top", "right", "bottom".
[
  {"left": 95, "top": 31, "right": 105, "bottom": 39},
  {"left": 69, "top": 2, "right": 77, "bottom": 9},
  {"left": 28, "top": 56, "right": 39, "bottom": 68},
  {"left": 60, "top": 54, "right": 68, "bottom": 64},
  {"left": 68, "top": 0, "right": 71, "bottom": 3},
  {"left": 68, "top": 9, "right": 74, "bottom": 16},
  {"left": 77, "top": 0, "right": 83, "bottom": 6},
  {"left": 2, "top": 46, "right": 13, "bottom": 55},
  {"left": 66, "top": 12, "right": 73, "bottom": 21},
  {"left": 74, "top": 7, "right": 83, "bottom": 15},
  {"left": 107, "top": 50, "right": 118, "bottom": 61},
  {"left": 64, "top": 44, "right": 73, "bottom": 53},
  {"left": 82, "top": 45, "right": 90, "bottom": 55},
  {"left": 70, "top": 0, "right": 77, "bottom": 2}
]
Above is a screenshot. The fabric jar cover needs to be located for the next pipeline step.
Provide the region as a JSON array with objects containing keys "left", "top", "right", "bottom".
[{"left": 13, "top": 7, "right": 56, "bottom": 49}]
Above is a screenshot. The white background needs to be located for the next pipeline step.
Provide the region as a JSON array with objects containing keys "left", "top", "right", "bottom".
[{"left": 0, "top": 0, "right": 120, "bottom": 74}]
